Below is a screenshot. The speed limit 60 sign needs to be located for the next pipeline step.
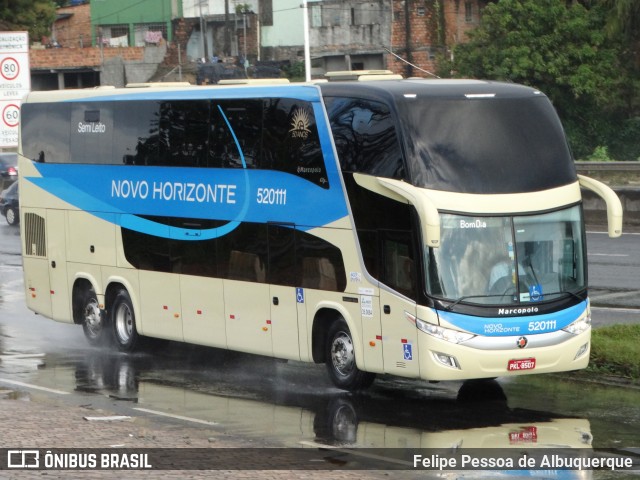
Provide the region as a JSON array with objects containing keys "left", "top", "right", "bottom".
[{"left": 0, "top": 31, "right": 29, "bottom": 147}]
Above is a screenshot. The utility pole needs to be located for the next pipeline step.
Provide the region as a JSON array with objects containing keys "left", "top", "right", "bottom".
[
  {"left": 302, "top": 0, "right": 311, "bottom": 81},
  {"left": 224, "top": 0, "right": 231, "bottom": 56}
]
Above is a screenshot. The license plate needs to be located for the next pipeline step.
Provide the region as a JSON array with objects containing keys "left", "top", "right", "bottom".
[
  {"left": 508, "top": 358, "right": 536, "bottom": 371},
  {"left": 509, "top": 426, "right": 538, "bottom": 444}
]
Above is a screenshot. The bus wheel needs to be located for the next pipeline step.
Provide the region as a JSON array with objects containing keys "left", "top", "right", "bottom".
[
  {"left": 81, "top": 289, "right": 108, "bottom": 346},
  {"left": 325, "top": 319, "right": 375, "bottom": 391},
  {"left": 111, "top": 289, "right": 139, "bottom": 352}
]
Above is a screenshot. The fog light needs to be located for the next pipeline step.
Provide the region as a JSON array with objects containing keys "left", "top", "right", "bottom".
[
  {"left": 433, "top": 351, "right": 460, "bottom": 369},
  {"left": 574, "top": 342, "right": 589, "bottom": 360}
]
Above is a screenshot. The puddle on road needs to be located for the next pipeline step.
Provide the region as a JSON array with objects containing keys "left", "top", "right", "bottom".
[{"left": 500, "top": 375, "right": 640, "bottom": 448}]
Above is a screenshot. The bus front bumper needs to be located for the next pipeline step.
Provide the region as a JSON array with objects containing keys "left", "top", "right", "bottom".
[{"left": 417, "top": 328, "right": 591, "bottom": 382}]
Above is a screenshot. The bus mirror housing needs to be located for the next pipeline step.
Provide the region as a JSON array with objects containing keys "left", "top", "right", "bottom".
[
  {"left": 353, "top": 174, "right": 440, "bottom": 247},
  {"left": 578, "top": 174, "right": 623, "bottom": 238}
]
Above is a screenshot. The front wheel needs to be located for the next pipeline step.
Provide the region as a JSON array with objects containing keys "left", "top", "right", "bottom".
[
  {"left": 325, "top": 319, "right": 375, "bottom": 391},
  {"left": 111, "top": 289, "right": 139, "bottom": 352}
]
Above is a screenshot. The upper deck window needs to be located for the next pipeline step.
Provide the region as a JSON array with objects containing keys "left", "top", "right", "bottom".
[
  {"left": 22, "top": 96, "right": 329, "bottom": 189},
  {"left": 324, "top": 96, "right": 405, "bottom": 179}
]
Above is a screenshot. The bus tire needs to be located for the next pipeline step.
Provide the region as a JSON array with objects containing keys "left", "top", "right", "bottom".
[
  {"left": 80, "top": 288, "right": 109, "bottom": 346},
  {"left": 110, "top": 289, "right": 139, "bottom": 352},
  {"left": 325, "top": 318, "right": 375, "bottom": 391}
]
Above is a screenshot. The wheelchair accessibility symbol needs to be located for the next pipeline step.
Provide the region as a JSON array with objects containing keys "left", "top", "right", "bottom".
[
  {"left": 529, "top": 284, "right": 543, "bottom": 302},
  {"left": 403, "top": 343, "right": 413, "bottom": 361},
  {"left": 296, "top": 288, "right": 304, "bottom": 303}
]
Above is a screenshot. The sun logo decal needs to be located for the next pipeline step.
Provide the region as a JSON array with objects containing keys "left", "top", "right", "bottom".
[{"left": 289, "top": 108, "right": 311, "bottom": 139}]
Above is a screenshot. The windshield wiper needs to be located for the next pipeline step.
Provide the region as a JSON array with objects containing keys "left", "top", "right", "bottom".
[{"left": 444, "top": 294, "right": 508, "bottom": 311}]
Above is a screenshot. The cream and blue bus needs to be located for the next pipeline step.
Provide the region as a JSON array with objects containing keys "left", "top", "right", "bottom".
[{"left": 18, "top": 75, "right": 622, "bottom": 390}]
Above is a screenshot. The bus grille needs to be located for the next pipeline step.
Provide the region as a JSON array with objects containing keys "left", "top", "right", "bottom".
[{"left": 24, "top": 213, "right": 46, "bottom": 257}]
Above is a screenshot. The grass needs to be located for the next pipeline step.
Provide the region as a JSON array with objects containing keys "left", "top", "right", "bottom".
[{"left": 586, "top": 324, "right": 640, "bottom": 381}]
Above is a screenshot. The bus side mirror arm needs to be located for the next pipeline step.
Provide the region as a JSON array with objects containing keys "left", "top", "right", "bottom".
[
  {"left": 578, "top": 174, "right": 623, "bottom": 238},
  {"left": 353, "top": 173, "right": 440, "bottom": 247}
]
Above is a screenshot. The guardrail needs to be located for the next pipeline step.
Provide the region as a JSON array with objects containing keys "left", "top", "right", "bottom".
[{"left": 575, "top": 161, "right": 640, "bottom": 172}]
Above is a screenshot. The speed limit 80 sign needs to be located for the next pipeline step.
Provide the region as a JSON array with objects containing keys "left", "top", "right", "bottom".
[{"left": 0, "top": 31, "right": 29, "bottom": 147}]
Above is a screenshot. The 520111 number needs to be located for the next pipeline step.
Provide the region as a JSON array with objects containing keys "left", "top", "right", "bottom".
[
  {"left": 256, "top": 187, "right": 287, "bottom": 205},
  {"left": 528, "top": 320, "right": 556, "bottom": 332}
]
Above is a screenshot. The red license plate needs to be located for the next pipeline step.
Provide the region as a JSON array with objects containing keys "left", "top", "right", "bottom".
[
  {"left": 509, "top": 426, "right": 538, "bottom": 444},
  {"left": 508, "top": 358, "right": 536, "bottom": 371}
]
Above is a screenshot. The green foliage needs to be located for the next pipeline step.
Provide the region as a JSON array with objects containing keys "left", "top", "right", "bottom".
[
  {"left": 0, "top": 0, "right": 56, "bottom": 41},
  {"left": 284, "top": 61, "right": 306, "bottom": 82},
  {"left": 584, "top": 146, "right": 614, "bottom": 162},
  {"left": 450, "top": 0, "right": 639, "bottom": 160},
  {"left": 589, "top": 324, "right": 640, "bottom": 380}
]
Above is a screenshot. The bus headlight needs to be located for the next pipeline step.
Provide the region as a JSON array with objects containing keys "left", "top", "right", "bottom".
[
  {"left": 562, "top": 311, "right": 591, "bottom": 335},
  {"left": 415, "top": 317, "right": 475, "bottom": 344}
]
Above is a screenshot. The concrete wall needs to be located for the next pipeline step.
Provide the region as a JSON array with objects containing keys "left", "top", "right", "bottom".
[{"left": 260, "top": 0, "right": 303, "bottom": 50}]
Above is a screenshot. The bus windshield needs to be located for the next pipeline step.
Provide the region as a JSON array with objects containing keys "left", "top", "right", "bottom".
[
  {"left": 400, "top": 95, "right": 576, "bottom": 194},
  {"left": 426, "top": 205, "right": 586, "bottom": 306}
]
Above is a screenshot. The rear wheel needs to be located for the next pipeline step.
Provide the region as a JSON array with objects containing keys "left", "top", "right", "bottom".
[
  {"left": 111, "top": 289, "right": 139, "bottom": 352},
  {"left": 5, "top": 206, "right": 17, "bottom": 225},
  {"left": 325, "top": 318, "right": 375, "bottom": 391},
  {"left": 81, "top": 288, "right": 109, "bottom": 346}
]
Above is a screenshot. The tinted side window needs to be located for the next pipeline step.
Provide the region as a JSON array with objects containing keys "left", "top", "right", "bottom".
[
  {"left": 324, "top": 96, "right": 404, "bottom": 178},
  {"left": 121, "top": 216, "right": 346, "bottom": 291},
  {"left": 217, "top": 222, "right": 268, "bottom": 283},
  {"left": 381, "top": 230, "right": 417, "bottom": 299},
  {"left": 298, "top": 230, "right": 346, "bottom": 292},
  {"left": 264, "top": 98, "right": 328, "bottom": 188},
  {"left": 69, "top": 104, "right": 115, "bottom": 165},
  {"left": 213, "top": 100, "right": 263, "bottom": 168},
  {"left": 156, "top": 101, "right": 210, "bottom": 167},
  {"left": 21, "top": 103, "right": 71, "bottom": 163},
  {"left": 268, "top": 224, "right": 297, "bottom": 286},
  {"left": 115, "top": 101, "right": 160, "bottom": 165}
]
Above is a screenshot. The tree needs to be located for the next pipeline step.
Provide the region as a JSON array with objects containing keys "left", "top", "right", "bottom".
[
  {"left": 449, "top": 0, "right": 637, "bottom": 159},
  {"left": 0, "top": 0, "right": 56, "bottom": 41}
]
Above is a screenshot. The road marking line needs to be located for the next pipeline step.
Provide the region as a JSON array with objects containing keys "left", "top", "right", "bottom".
[
  {"left": 591, "top": 290, "right": 640, "bottom": 301},
  {"left": 0, "top": 353, "right": 45, "bottom": 360},
  {"left": 298, "top": 440, "right": 412, "bottom": 467},
  {"left": 133, "top": 407, "right": 219, "bottom": 426},
  {"left": 0, "top": 378, "right": 69, "bottom": 395},
  {"left": 591, "top": 306, "right": 640, "bottom": 314}
]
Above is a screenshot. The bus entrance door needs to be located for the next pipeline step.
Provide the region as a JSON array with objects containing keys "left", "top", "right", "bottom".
[{"left": 269, "top": 285, "right": 300, "bottom": 361}]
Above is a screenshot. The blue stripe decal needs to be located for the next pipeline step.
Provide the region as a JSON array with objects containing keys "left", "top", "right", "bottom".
[
  {"left": 436, "top": 301, "right": 587, "bottom": 336},
  {"left": 59, "top": 85, "right": 322, "bottom": 103},
  {"left": 27, "top": 163, "right": 347, "bottom": 239}
]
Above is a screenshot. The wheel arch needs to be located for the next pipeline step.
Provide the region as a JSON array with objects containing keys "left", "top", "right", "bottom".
[
  {"left": 71, "top": 276, "right": 100, "bottom": 325},
  {"left": 311, "top": 302, "right": 363, "bottom": 367}
]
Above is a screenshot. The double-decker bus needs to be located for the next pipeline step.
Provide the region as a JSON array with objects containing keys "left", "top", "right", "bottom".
[{"left": 18, "top": 75, "right": 622, "bottom": 390}]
